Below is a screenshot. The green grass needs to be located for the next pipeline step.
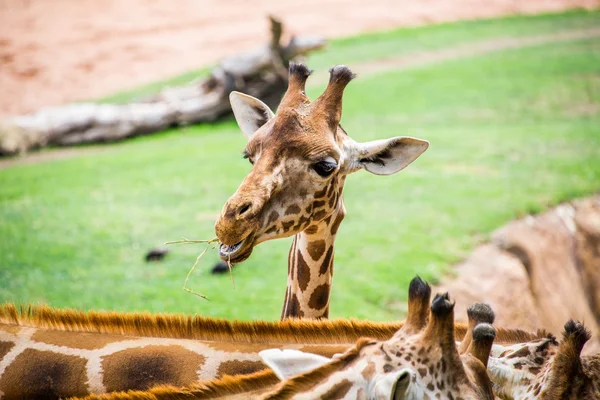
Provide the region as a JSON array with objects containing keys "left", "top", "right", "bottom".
[{"left": 1, "top": 11, "right": 599, "bottom": 321}]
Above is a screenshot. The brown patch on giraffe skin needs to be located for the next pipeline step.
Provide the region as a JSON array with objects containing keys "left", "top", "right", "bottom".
[
  {"left": 313, "top": 209, "right": 327, "bottom": 221},
  {"left": 362, "top": 362, "right": 376, "bottom": 379},
  {"left": 308, "top": 284, "right": 330, "bottom": 310},
  {"left": 327, "top": 182, "right": 336, "bottom": 197},
  {"left": 286, "top": 293, "right": 304, "bottom": 318},
  {"left": 267, "top": 210, "right": 279, "bottom": 224},
  {"left": 0, "top": 324, "right": 22, "bottom": 335},
  {"left": 320, "top": 378, "right": 353, "bottom": 399},
  {"left": 323, "top": 214, "right": 333, "bottom": 226},
  {"left": 31, "top": 329, "right": 130, "bottom": 350},
  {"left": 314, "top": 186, "right": 328, "bottom": 199},
  {"left": 282, "top": 220, "right": 295, "bottom": 232},
  {"left": 312, "top": 200, "right": 326, "bottom": 209},
  {"left": 529, "top": 366, "right": 541, "bottom": 375},
  {"left": 265, "top": 225, "right": 278, "bottom": 235},
  {"left": 296, "top": 251, "right": 311, "bottom": 292},
  {"left": 102, "top": 345, "right": 204, "bottom": 391},
  {"left": 307, "top": 240, "right": 326, "bottom": 261},
  {"left": 383, "top": 364, "right": 394, "bottom": 373},
  {"left": 217, "top": 360, "right": 266, "bottom": 377},
  {"left": 284, "top": 205, "right": 301, "bottom": 216},
  {"left": 0, "top": 349, "right": 88, "bottom": 398},
  {"left": 304, "top": 224, "right": 319, "bottom": 234},
  {"left": 294, "top": 215, "right": 310, "bottom": 231},
  {"left": 329, "top": 192, "right": 338, "bottom": 208},
  {"left": 0, "top": 341, "right": 14, "bottom": 361},
  {"left": 319, "top": 246, "right": 334, "bottom": 276},
  {"left": 418, "top": 367, "right": 428, "bottom": 378},
  {"left": 513, "top": 362, "right": 524, "bottom": 370},
  {"left": 427, "top": 382, "right": 435, "bottom": 391},
  {"left": 330, "top": 211, "right": 344, "bottom": 235},
  {"left": 507, "top": 347, "right": 531, "bottom": 358}
]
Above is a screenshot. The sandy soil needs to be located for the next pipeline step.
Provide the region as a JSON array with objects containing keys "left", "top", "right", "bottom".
[{"left": 0, "top": 0, "right": 597, "bottom": 117}]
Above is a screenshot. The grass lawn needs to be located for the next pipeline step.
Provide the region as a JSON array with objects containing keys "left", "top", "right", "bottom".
[{"left": 0, "top": 10, "right": 599, "bottom": 321}]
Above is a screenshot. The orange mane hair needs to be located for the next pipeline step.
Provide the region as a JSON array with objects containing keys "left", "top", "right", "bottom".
[{"left": 1, "top": 303, "right": 550, "bottom": 345}]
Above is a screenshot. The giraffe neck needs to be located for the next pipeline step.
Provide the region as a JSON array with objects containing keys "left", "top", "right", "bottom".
[{"left": 281, "top": 202, "right": 345, "bottom": 319}]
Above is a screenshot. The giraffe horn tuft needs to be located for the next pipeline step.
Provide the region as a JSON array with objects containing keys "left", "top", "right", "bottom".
[
  {"left": 310, "top": 65, "right": 356, "bottom": 131},
  {"left": 399, "top": 276, "right": 431, "bottom": 335},
  {"left": 278, "top": 62, "right": 312, "bottom": 109}
]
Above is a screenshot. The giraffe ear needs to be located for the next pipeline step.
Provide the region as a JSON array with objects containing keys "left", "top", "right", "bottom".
[
  {"left": 230, "top": 91, "right": 275, "bottom": 139},
  {"left": 356, "top": 137, "right": 429, "bottom": 175},
  {"left": 372, "top": 369, "right": 412, "bottom": 400},
  {"left": 259, "top": 349, "right": 331, "bottom": 380}
]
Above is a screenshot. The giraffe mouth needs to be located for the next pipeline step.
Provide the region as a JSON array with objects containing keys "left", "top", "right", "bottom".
[{"left": 218, "top": 235, "right": 254, "bottom": 263}]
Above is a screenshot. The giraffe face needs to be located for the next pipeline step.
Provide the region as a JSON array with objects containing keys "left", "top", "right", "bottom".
[
  {"left": 214, "top": 64, "right": 429, "bottom": 263},
  {"left": 214, "top": 108, "right": 346, "bottom": 264}
]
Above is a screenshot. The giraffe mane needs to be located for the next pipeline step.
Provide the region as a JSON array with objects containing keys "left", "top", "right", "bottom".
[
  {"left": 70, "top": 369, "right": 280, "bottom": 400},
  {"left": 262, "top": 337, "right": 375, "bottom": 399},
  {"left": 0, "top": 303, "right": 551, "bottom": 345},
  {"left": 493, "top": 327, "right": 555, "bottom": 345},
  {"left": 0, "top": 303, "right": 401, "bottom": 344}
]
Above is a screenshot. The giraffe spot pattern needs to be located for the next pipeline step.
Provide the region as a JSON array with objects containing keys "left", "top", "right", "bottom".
[
  {"left": 319, "top": 246, "right": 334, "bottom": 276},
  {"left": 282, "top": 220, "right": 295, "bottom": 232},
  {"left": 320, "top": 378, "right": 353, "bottom": 399},
  {"left": 0, "top": 341, "right": 14, "bottom": 361},
  {"left": 284, "top": 205, "right": 301, "bottom": 216},
  {"left": 313, "top": 209, "right": 327, "bottom": 221},
  {"left": 307, "top": 240, "right": 326, "bottom": 261},
  {"left": 0, "top": 349, "right": 88, "bottom": 398},
  {"left": 267, "top": 210, "right": 279, "bottom": 224},
  {"left": 102, "top": 345, "right": 204, "bottom": 392},
  {"left": 362, "top": 362, "right": 376, "bottom": 379},
  {"left": 286, "top": 293, "right": 304, "bottom": 318},
  {"left": 308, "top": 283, "right": 330, "bottom": 310},
  {"left": 217, "top": 360, "right": 266, "bottom": 377},
  {"left": 330, "top": 211, "right": 344, "bottom": 235},
  {"left": 314, "top": 185, "right": 328, "bottom": 199},
  {"left": 296, "top": 251, "right": 311, "bottom": 292},
  {"left": 312, "top": 200, "right": 326, "bottom": 209}
]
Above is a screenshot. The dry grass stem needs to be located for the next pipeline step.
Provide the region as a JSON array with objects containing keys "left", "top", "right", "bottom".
[
  {"left": 165, "top": 237, "right": 236, "bottom": 298},
  {"left": 166, "top": 237, "right": 220, "bottom": 300}
]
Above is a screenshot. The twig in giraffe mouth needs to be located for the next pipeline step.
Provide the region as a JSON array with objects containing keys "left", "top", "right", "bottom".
[{"left": 165, "top": 237, "right": 236, "bottom": 299}]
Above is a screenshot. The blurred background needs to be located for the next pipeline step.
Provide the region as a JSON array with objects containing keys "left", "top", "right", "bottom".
[{"left": 0, "top": 0, "right": 598, "bottom": 334}]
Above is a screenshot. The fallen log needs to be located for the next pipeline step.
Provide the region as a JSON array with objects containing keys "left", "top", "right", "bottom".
[{"left": 0, "top": 17, "right": 326, "bottom": 156}]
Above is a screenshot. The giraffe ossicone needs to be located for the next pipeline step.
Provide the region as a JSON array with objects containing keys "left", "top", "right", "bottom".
[{"left": 215, "top": 62, "right": 429, "bottom": 319}]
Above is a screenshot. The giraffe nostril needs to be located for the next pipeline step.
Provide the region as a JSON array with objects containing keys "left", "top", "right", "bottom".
[{"left": 237, "top": 203, "right": 252, "bottom": 217}]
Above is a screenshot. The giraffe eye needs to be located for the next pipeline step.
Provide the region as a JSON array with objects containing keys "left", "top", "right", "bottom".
[{"left": 312, "top": 161, "right": 337, "bottom": 177}]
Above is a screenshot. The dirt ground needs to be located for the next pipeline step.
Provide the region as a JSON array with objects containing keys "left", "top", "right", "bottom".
[{"left": 0, "top": 0, "right": 597, "bottom": 117}]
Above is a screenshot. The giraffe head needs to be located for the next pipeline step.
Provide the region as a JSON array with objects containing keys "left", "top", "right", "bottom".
[
  {"left": 259, "top": 277, "right": 496, "bottom": 399},
  {"left": 488, "top": 320, "right": 592, "bottom": 400},
  {"left": 215, "top": 63, "right": 429, "bottom": 263}
]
